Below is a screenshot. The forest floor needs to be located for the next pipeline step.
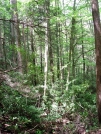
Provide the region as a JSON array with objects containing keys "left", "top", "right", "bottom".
[
  {"left": 0, "top": 112, "right": 101, "bottom": 134},
  {"left": 0, "top": 73, "right": 101, "bottom": 134}
]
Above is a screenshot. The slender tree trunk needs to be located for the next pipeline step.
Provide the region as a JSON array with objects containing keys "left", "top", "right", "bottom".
[
  {"left": 44, "top": 22, "right": 48, "bottom": 96},
  {"left": 81, "top": 20, "right": 85, "bottom": 82},
  {"left": 91, "top": 0, "right": 101, "bottom": 123},
  {"left": 44, "top": 0, "right": 50, "bottom": 96},
  {"left": 66, "top": 29, "right": 70, "bottom": 90},
  {"left": 82, "top": 43, "right": 85, "bottom": 82},
  {"left": 55, "top": 0, "right": 60, "bottom": 80},
  {"left": 30, "top": 27, "right": 37, "bottom": 86},
  {"left": 40, "top": 43, "right": 43, "bottom": 73},
  {"left": 26, "top": 25, "right": 29, "bottom": 61},
  {"left": 69, "top": 0, "right": 76, "bottom": 80},
  {"left": 62, "top": 0, "right": 70, "bottom": 90},
  {"left": 3, "top": 18, "right": 7, "bottom": 69},
  {"left": 49, "top": 31, "right": 54, "bottom": 83},
  {"left": 10, "top": 20, "right": 16, "bottom": 66},
  {"left": 0, "top": 23, "right": 4, "bottom": 68},
  {"left": 58, "top": 23, "right": 63, "bottom": 80},
  {"left": 56, "top": 23, "right": 60, "bottom": 79},
  {"left": 10, "top": 0, "right": 23, "bottom": 73},
  {"left": 22, "top": 23, "right": 27, "bottom": 73}
]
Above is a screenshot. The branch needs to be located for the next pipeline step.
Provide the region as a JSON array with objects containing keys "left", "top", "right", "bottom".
[
  {"left": 0, "top": 18, "right": 45, "bottom": 28},
  {"left": 4, "top": 66, "right": 24, "bottom": 73},
  {"left": 74, "top": 48, "right": 95, "bottom": 65}
]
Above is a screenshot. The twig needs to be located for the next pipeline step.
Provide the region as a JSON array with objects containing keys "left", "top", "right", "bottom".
[
  {"left": 26, "top": 124, "right": 39, "bottom": 132},
  {"left": 76, "top": 102, "right": 84, "bottom": 109}
]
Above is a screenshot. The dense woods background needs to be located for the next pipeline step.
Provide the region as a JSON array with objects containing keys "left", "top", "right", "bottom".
[{"left": 0, "top": 0, "right": 101, "bottom": 133}]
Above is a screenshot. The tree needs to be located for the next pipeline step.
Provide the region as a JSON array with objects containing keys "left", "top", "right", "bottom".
[
  {"left": 10, "top": 0, "right": 23, "bottom": 73},
  {"left": 91, "top": 0, "right": 101, "bottom": 122},
  {"left": 44, "top": 0, "right": 50, "bottom": 96}
]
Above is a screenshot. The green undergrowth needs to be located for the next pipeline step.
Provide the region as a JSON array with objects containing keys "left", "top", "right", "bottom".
[
  {"left": 0, "top": 74, "right": 99, "bottom": 133},
  {"left": 0, "top": 84, "right": 43, "bottom": 133},
  {"left": 41, "top": 81, "right": 99, "bottom": 132}
]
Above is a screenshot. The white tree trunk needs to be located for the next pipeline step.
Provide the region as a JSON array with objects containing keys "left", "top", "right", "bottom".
[{"left": 44, "top": 21, "right": 48, "bottom": 96}]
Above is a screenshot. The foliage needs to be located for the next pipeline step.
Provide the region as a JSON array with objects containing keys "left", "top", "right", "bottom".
[
  {"left": 0, "top": 84, "right": 42, "bottom": 132},
  {"left": 0, "top": 0, "right": 100, "bottom": 133},
  {"left": 35, "top": 129, "right": 44, "bottom": 134}
]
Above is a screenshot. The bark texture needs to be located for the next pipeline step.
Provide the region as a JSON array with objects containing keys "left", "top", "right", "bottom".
[{"left": 91, "top": 0, "right": 101, "bottom": 123}]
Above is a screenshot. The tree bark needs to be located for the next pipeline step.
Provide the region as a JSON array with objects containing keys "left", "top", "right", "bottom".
[
  {"left": 81, "top": 20, "right": 85, "bottom": 83},
  {"left": 69, "top": 0, "right": 76, "bottom": 80},
  {"left": 91, "top": 0, "right": 101, "bottom": 123},
  {"left": 44, "top": 0, "right": 50, "bottom": 96},
  {"left": 10, "top": 0, "right": 23, "bottom": 73},
  {"left": 49, "top": 31, "right": 54, "bottom": 83},
  {"left": 3, "top": 18, "right": 7, "bottom": 69},
  {"left": 30, "top": 27, "right": 37, "bottom": 86}
]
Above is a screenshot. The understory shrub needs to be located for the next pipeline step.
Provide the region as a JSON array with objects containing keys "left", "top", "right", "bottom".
[{"left": 0, "top": 84, "right": 42, "bottom": 123}]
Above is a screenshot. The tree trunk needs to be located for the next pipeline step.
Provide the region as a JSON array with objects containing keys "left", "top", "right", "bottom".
[
  {"left": 44, "top": 22, "right": 48, "bottom": 96},
  {"left": 30, "top": 27, "right": 37, "bottom": 86},
  {"left": 3, "top": 18, "right": 7, "bottom": 69},
  {"left": 81, "top": 20, "right": 85, "bottom": 83},
  {"left": 40, "top": 43, "right": 43, "bottom": 73},
  {"left": 0, "top": 25, "right": 3, "bottom": 59},
  {"left": 22, "top": 23, "right": 27, "bottom": 73},
  {"left": 91, "top": 0, "right": 101, "bottom": 123},
  {"left": 69, "top": 0, "right": 76, "bottom": 80},
  {"left": 56, "top": 23, "right": 60, "bottom": 79},
  {"left": 10, "top": 0, "right": 23, "bottom": 73},
  {"left": 49, "top": 31, "right": 54, "bottom": 83},
  {"left": 44, "top": 0, "right": 50, "bottom": 96}
]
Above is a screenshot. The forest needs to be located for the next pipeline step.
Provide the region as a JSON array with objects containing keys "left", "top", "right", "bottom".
[{"left": 0, "top": 0, "right": 101, "bottom": 133}]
